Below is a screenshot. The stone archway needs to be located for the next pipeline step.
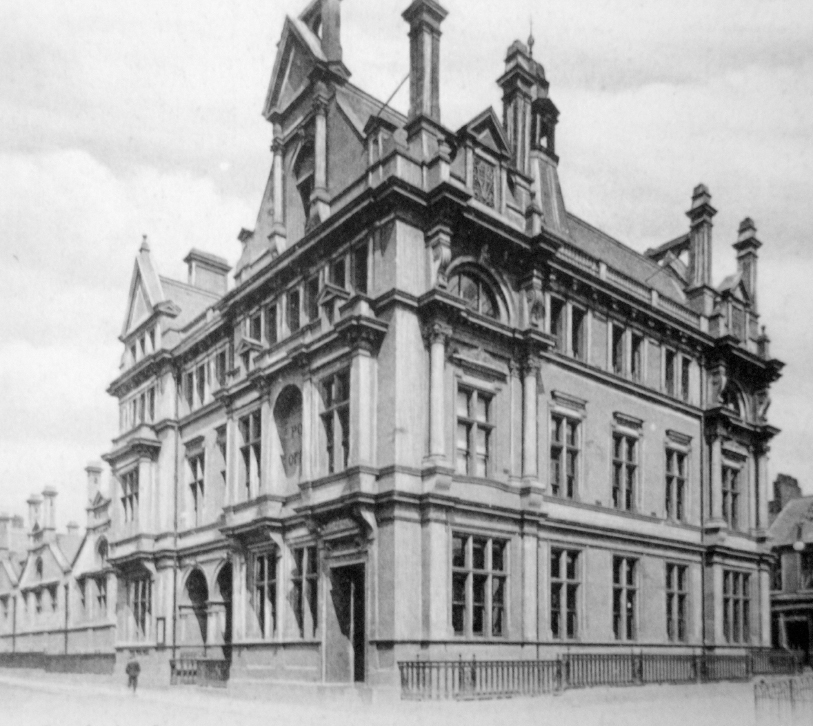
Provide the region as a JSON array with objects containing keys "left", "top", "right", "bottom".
[{"left": 184, "top": 568, "right": 209, "bottom": 647}]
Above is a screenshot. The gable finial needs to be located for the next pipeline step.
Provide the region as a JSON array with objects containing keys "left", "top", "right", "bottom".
[
  {"left": 528, "top": 17, "right": 535, "bottom": 57},
  {"left": 140, "top": 234, "right": 150, "bottom": 253}
]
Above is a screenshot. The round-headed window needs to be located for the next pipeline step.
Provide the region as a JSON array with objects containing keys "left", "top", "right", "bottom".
[{"left": 449, "top": 271, "right": 499, "bottom": 319}]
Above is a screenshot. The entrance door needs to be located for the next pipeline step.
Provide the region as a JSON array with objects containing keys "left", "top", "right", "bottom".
[
  {"left": 326, "top": 564, "right": 365, "bottom": 683},
  {"left": 786, "top": 619, "right": 810, "bottom": 665}
]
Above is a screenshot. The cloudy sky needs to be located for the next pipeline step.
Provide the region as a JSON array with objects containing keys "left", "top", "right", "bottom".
[{"left": 1, "top": 0, "right": 812, "bottom": 527}]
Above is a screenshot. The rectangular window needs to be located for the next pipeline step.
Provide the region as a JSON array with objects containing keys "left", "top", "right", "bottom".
[
  {"left": 723, "top": 570, "right": 750, "bottom": 644},
  {"left": 321, "top": 371, "right": 350, "bottom": 474},
  {"left": 665, "top": 449, "right": 687, "bottom": 521},
  {"left": 147, "top": 387, "right": 155, "bottom": 421},
  {"left": 801, "top": 552, "right": 813, "bottom": 590},
  {"left": 248, "top": 311, "right": 262, "bottom": 342},
  {"left": 149, "top": 329, "right": 155, "bottom": 353},
  {"left": 266, "top": 303, "right": 278, "bottom": 346},
  {"left": 456, "top": 387, "right": 494, "bottom": 478},
  {"left": 287, "top": 289, "right": 301, "bottom": 333},
  {"left": 130, "top": 578, "right": 151, "bottom": 640},
  {"left": 772, "top": 560, "right": 783, "bottom": 592},
  {"left": 305, "top": 277, "right": 320, "bottom": 321},
  {"left": 611, "top": 325, "right": 625, "bottom": 375},
  {"left": 215, "top": 349, "right": 228, "bottom": 386},
  {"left": 550, "top": 297, "right": 565, "bottom": 351},
  {"left": 216, "top": 426, "right": 227, "bottom": 492},
  {"left": 665, "top": 349, "right": 676, "bottom": 396},
  {"left": 0, "top": 597, "right": 8, "bottom": 622},
  {"left": 50, "top": 585, "right": 58, "bottom": 612},
  {"left": 571, "top": 306, "right": 586, "bottom": 361},
  {"left": 254, "top": 551, "right": 278, "bottom": 639},
  {"left": 239, "top": 410, "right": 262, "bottom": 499},
  {"left": 666, "top": 563, "right": 688, "bottom": 642},
  {"left": 188, "top": 453, "right": 205, "bottom": 528},
  {"left": 451, "top": 534, "right": 507, "bottom": 638},
  {"left": 612, "top": 556, "right": 637, "bottom": 641},
  {"left": 612, "top": 434, "right": 638, "bottom": 511},
  {"left": 722, "top": 465, "right": 740, "bottom": 530},
  {"left": 331, "top": 257, "right": 346, "bottom": 288},
  {"left": 120, "top": 469, "right": 139, "bottom": 524},
  {"left": 550, "top": 548, "right": 580, "bottom": 640},
  {"left": 184, "top": 372, "right": 195, "bottom": 411},
  {"left": 96, "top": 577, "right": 107, "bottom": 614},
  {"left": 35, "top": 591, "right": 42, "bottom": 614},
  {"left": 79, "top": 580, "right": 87, "bottom": 613},
  {"left": 550, "top": 414, "right": 579, "bottom": 499},
  {"left": 292, "top": 545, "right": 318, "bottom": 638},
  {"left": 631, "top": 333, "right": 643, "bottom": 382},
  {"left": 196, "top": 363, "right": 207, "bottom": 406},
  {"left": 681, "top": 356, "right": 691, "bottom": 402},
  {"left": 352, "top": 245, "right": 368, "bottom": 294}
]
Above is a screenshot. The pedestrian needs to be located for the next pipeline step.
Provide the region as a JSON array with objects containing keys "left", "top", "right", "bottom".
[{"left": 125, "top": 654, "right": 141, "bottom": 694}]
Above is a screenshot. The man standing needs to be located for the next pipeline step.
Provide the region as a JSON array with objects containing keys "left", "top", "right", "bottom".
[{"left": 125, "top": 654, "right": 141, "bottom": 694}]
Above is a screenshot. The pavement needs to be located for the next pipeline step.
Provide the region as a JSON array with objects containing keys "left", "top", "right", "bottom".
[{"left": 0, "top": 668, "right": 773, "bottom": 726}]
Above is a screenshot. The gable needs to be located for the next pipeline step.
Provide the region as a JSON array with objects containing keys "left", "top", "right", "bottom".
[
  {"left": 19, "top": 546, "right": 64, "bottom": 588},
  {"left": 120, "top": 243, "right": 165, "bottom": 339},
  {"left": 459, "top": 107, "right": 511, "bottom": 158},
  {"left": 125, "top": 275, "right": 151, "bottom": 333},
  {"left": 0, "top": 563, "right": 15, "bottom": 594},
  {"left": 264, "top": 18, "right": 324, "bottom": 119}
]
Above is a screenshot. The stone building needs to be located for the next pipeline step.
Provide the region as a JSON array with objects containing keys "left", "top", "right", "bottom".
[
  {"left": 0, "top": 468, "right": 115, "bottom": 658},
  {"left": 103, "top": 0, "right": 783, "bottom": 689},
  {"left": 768, "top": 474, "right": 813, "bottom": 663}
]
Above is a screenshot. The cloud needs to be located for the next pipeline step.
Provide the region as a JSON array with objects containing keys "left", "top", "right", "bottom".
[{"left": 0, "top": 148, "right": 255, "bottom": 525}]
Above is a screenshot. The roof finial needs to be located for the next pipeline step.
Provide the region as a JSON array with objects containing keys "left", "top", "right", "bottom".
[
  {"left": 528, "top": 17, "right": 535, "bottom": 57},
  {"left": 140, "top": 234, "right": 150, "bottom": 253}
]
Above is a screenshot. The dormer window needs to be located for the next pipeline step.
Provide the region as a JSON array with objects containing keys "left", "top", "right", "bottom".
[
  {"left": 449, "top": 271, "right": 498, "bottom": 319},
  {"left": 35, "top": 557, "right": 43, "bottom": 580}
]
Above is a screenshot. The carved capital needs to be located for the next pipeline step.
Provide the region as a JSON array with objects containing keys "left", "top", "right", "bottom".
[
  {"left": 312, "top": 94, "right": 329, "bottom": 117},
  {"left": 421, "top": 319, "right": 453, "bottom": 347},
  {"left": 271, "top": 136, "right": 284, "bottom": 155}
]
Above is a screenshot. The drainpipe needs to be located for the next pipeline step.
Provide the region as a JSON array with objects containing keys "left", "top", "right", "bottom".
[
  {"left": 64, "top": 583, "right": 69, "bottom": 654},
  {"left": 12, "top": 593, "right": 16, "bottom": 654},
  {"left": 700, "top": 366, "right": 707, "bottom": 652},
  {"left": 172, "top": 367, "right": 181, "bottom": 663}
]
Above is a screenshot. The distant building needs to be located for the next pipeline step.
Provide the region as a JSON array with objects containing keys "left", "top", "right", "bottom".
[
  {"left": 768, "top": 474, "right": 813, "bottom": 663},
  {"left": 100, "top": 0, "right": 783, "bottom": 689},
  {"left": 0, "top": 467, "right": 115, "bottom": 658}
]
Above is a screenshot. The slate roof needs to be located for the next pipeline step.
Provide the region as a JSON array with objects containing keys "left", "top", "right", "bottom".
[
  {"left": 160, "top": 277, "right": 220, "bottom": 338},
  {"left": 567, "top": 213, "right": 688, "bottom": 303},
  {"left": 768, "top": 496, "right": 813, "bottom": 547}
]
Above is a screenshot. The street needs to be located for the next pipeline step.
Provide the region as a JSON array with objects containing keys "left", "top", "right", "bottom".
[{"left": 0, "top": 671, "right": 767, "bottom": 726}]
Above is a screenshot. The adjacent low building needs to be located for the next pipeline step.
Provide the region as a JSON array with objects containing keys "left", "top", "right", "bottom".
[{"left": 768, "top": 474, "right": 813, "bottom": 664}]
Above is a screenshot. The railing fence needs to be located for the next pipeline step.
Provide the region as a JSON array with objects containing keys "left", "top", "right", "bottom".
[
  {"left": 400, "top": 650, "right": 804, "bottom": 700},
  {"left": 755, "top": 674, "right": 813, "bottom": 725},
  {"left": 169, "top": 657, "right": 230, "bottom": 688}
]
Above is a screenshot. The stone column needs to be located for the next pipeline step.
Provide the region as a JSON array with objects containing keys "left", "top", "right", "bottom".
[
  {"left": 521, "top": 520, "right": 539, "bottom": 641},
  {"left": 759, "top": 567, "right": 771, "bottom": 647},
  {"left": 756, "top": 445, "right": 770, "bottom": 531},
  {"left": 259, "top": 380, "right": 272, "bottom": 495},
  {"left": 270, "top": 122, "right": 287, "bottom": 251},
  {"left": 521, "top": 356, "right": 540, "bottom": 481},
  {"left": 425, "top": 321, "right": 451, "bottom": 463},
  {"left": 310, "top": 94, "right": 330, "bottom": 224},
  {"left": 301, "top": 374, "right": 315, "bottom": 483}
]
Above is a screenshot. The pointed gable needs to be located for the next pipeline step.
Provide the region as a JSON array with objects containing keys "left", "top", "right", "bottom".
[
  {"left": 458, "top": 107, "right": 511, "bottom": 158},
  {"left": 121, "top": 238, "right": 165, "bottom": 339},
  {"left": 263, "top": 17, "right": 326, "bottom": 119},
  {"left": 0, "top": 561, "right": 17, "bottom": 594},
  {"left": 19, "top": 545, "right": 65, "bottom": 589}
]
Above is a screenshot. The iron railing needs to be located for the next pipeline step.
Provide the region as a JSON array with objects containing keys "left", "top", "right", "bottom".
[
  {"left": 755, "top": 674, "right": 813, "bottom": 725},
  {"left": 170, "top": 657, "right": 230, "bottom": 687},
  {"left": 399, "top": 650, "right": 804, "bottom": 700}
]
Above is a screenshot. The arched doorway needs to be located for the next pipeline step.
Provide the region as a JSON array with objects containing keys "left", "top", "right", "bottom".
[
  {"left": 185, "top": 568, "right": 208, "bottom": 647},
  {"left": 216, "top": 564, "right": 233, "bottom": 661}
]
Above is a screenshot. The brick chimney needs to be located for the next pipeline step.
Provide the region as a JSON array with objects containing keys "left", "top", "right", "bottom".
[
  {"left": 0, "top": 513, "right": 10, "bottom": 552},
  {"left": 320, "top": 0, "right": 342, "bottom": 65},
  {"left": 27, "top": 494, "right": 42, "bottom": 532},
  {"left": 184, "top": 249, "right": 230, "bottom": 296},
  {"left": 686, "top": 184, "right": 716, "bottom": 290},
  {"left": 403, "top": 0, "right": 448, "bottom": 123},
  {"left": 41, "top": 487, "right": 57, "bottom": 531},
  {"left": 733, "top": 217, "right": 761, "bottom": 313}
]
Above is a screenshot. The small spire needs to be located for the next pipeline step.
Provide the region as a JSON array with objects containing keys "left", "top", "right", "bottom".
[
  {"left": 528, "top": 17, "right": 535, "bottom": 57},
  {"left": 140, "top": 234, "right": 150, "bottom": 253}
]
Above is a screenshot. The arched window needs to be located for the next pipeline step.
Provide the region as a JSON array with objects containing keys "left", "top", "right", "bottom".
[
  {"left": 97, "top": 539, "right": 108, "bottom": 567},
  {"left": 35, "top": 557, "right": 43, "bottom": 580},
  {"left": 294, "top": 141, "right": 314, "bottom": 220},
  {"left": 448, "top": 270, "right": 499, "bottom": 319}
]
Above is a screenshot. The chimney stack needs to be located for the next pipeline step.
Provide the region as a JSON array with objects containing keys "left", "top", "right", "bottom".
[
  {"left": 86, "top": 462, "right": 103, "bottom": 503},
  {"left": 403, "top": 0, "right": 448, "bottom": 122},
  {"left": 41, "top": 487, "right": 57, "bottom": 531},
  {"left": 0, "top": 513, "right": 10, "bottom": 552},
  {"left": 27, "top": 495, "right": 42, "bottom": 532},
  {"left": 321, "top": 0, "right": 342, "bottom": 65},
  {"left": 184, "top": 249, "right": 230, "bottom": 296},
  {"left": 66, "top": 521, "right": 80, "bottom": 537},
  {"left": 686, "top": 184, "right": 716, "bottom": 289},
  {"left": 733, "top": 217, "right": 761, "bottom": 313}
]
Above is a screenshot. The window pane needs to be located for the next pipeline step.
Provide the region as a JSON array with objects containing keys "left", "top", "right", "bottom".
[
  {"left": 457, "top": 389, "right": 470, "bottom": 417},
  {"left": 452, "top": 535, "right": 466, "bottom": 568},
  {"left": 550, "top": 550, "right": 561, "bottom": 580},
  {"left": 491, "top": 541, "right": 505, "bottom": 572},
  {"left": 472, "top": 538, "right": 487, "bottom": 570}
]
